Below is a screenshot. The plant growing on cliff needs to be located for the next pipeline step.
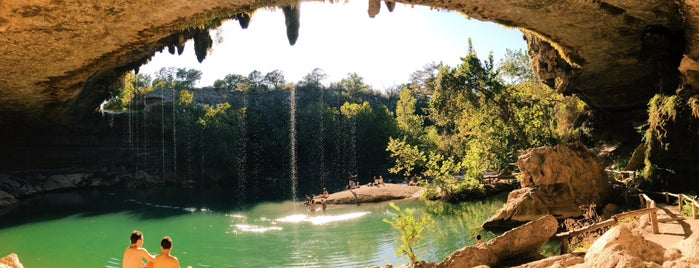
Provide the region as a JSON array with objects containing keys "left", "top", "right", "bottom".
[
  {"left": 383, "top": 202, "right": 433, "bottom": 264},
  {"left": 642, "top": 94, "right": 678, "bottom": 179}
]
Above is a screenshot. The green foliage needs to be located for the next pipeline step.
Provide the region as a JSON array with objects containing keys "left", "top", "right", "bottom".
[
  {"left": 103, "top": 72, "right": 152, "bottom": 111},
  {"left": 680, "top": 196, "right": 697, "bottom": 217},
  {"left": 213, "top": 69, "right": 286, "bottom": 92},
  {"left": 104, "top": 39, "right": 584, "bottom": 202},
  {"left": 396, "top": 87, "right": 424, "bottom": 144},
  {"left": 116, "top": 68, "right": 399, "bottom": 197},
  {"left": 387, "top": 44, "right": 583, "bottom": 201},
  {"left": 423, "top": 152, "right": 461, "bottom": 198},
  {"left": 383, "top": 202, "right": 433, "bottom": 264},
  {"left": 386, "top": 138, "right": 426, "bottom": 178},
  {"left": 643, "top": 94, "right": 678, "bottom": 179}
]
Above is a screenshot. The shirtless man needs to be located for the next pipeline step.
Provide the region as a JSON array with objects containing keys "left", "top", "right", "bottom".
[
  {"left": 153, "top": 236, "right": 181, "bottom": 268},
  {"left": 123, "top": 230, "right": 154, "bottom": 268}
]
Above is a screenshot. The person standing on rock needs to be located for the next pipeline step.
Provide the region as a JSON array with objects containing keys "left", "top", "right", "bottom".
[{"left": 122, "top": 230, "right": 154, "bottom": 268}]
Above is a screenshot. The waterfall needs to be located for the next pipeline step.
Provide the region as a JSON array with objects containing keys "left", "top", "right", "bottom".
[
  {"left": 290, "top": 86, "right": 298, "bottom": 202},
  {"left": 142, "top": 95, "right": 148, "bottom": 171},
  {"left": 161, "top": 88, "right": 166, "bottom": 176},
  {"left": 349, "top": 116, "right": 357, "bottom": 177},
  {"left": 316, "top": 92, "right": 325, "bottom": 188},
  {"left": 172, "top": 88, "right": 177, "bottom": 174},
  {"left": 128, "top": 92, "right": 135, "bottom": 171},
  {"left": 238, "top": 98, "right": 248, "bottom": 206},
  {"left": 318, "top": 102, "right": 325, "bottom": 188}
]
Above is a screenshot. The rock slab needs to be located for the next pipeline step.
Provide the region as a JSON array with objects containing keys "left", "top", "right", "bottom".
[
  {"left": 483, "top": 142, "right": 611, "bottom": 229},
  {"left": 439, "top": 214, "right": 558, "bottom": 267}
]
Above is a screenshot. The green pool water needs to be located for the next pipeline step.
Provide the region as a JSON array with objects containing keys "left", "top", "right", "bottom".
[{"left": 0, "top": 187, "right": 514, "bottom": 267}]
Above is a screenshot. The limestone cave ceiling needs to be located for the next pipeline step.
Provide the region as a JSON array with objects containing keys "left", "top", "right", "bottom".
[{"left": 0, "top": 0, "right": 695, "bottom": 141}]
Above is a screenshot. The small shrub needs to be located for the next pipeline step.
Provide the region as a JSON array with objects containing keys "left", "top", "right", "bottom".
[
  {"left": 383, "top": 202, "right": 433, "bottom": 264},
  {"left": 681, "top": 196, "right": 697, "bottom": 217}
]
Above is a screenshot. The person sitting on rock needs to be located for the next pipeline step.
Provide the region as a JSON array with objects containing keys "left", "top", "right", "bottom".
[
  {"left": 321, "top": 187, "right": 329, "bottom": 198},
  {"left": 122, "top": 230, "right": 154, "bottom": 268},
  {"left": 153, "top": 236, "right": 181, "bottom": 268}
]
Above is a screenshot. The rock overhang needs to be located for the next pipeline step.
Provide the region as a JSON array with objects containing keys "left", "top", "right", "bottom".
[{"left": 0, "top": 0, "right": 694, "bottom": 143}]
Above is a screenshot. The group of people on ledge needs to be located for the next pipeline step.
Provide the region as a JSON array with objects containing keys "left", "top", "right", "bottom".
[
  {"left": 305, "top": 187, "right": 329, "bottom": 212},
  {"left": 345, "top": 173, "right": 386, "bottom": 190},
  {"left": 123, "top": 230, "right": 190, "bottom": 268}
]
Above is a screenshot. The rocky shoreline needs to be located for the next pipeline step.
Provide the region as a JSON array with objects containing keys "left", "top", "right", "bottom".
[{"left": 0, "top": 167, "right": 167, "bottom": 209}]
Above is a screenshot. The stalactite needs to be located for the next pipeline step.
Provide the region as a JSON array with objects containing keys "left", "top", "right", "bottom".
[
  {"left": 167, "top": 44, "right": 176, "bottom": 55},
  {"left": 177, "top": 33, "right": 186, "bottom": 55},
  {"left": 282, "top": 5, "right": 300, "bottom": 46},
  {"left": 193, "top": 29, "right": 212, "bottom": 63},
  {"left": 235, "top": 13, "right": 251, "bottom": 29},
  {"left": 385, "top": 1, "right": 395, "bottom": 12},
  {"left": 368, "top": 0, "right": 380, "bottom": 18}
]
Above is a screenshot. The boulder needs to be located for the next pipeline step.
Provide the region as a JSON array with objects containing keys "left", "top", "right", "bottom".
[
  {"left": 0, "top": 191, "right": 16, "bottom": 207},
  {"left": 663, "top": 231, "right": 699, "bottom": 266},
  {"left": 510, "top": 253, "right": 585, "bottom": 268},
  {"left": 439, "top": 214, "right": 557, "bottom": 267},
  {"left": 0, "top": 253, "right": 23, "bottom": 268},
  {"left": 584, "top": 225, "right": 665, "bottom": 267},
  {"left": 437, "top": 246, "right": 497, "bottom": 268},
  {"left": 483, "top": 142, "right": 611, "bottom": 229}
]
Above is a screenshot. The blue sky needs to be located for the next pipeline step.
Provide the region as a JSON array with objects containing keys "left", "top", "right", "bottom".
[{"left": 139, "top": 1, "right": 527, "bottom": 90}]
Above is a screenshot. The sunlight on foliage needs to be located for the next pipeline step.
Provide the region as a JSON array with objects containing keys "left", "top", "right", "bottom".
[
  {"left": 383, "top": 202, "right": 433, "bottom": 264},
  {"left": 643, "top": 94, "right": 678, "bottom": 178}
]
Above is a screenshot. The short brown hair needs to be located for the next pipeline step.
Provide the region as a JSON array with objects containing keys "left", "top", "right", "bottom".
[
  {"left": 130, "top": 230, "right": 143, "bottom": 244},
  {"left": 161, "top": 236, "right": 173, "bottom": 249}
]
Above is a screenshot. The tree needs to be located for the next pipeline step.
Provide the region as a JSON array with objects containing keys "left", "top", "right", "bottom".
[
  {"left": 337, "top": 73, "right": 369, "bottom": 100},
  {"left": 298, "top": 68, "right": 327, "bottom": 87},
  {"left": 262, "top": 70, "right": 286, "bottom": 90},
  {"left": 175, "top": 68, "right": 203, "bottom": 89},
  {"left": 386, "top": 137, "right": 426, "bottom": 179},
  {"left": 423, "top": 152, "right": 462, "bottom": 199},
  {"left": 395, "top": 87, "right": 424, "bottom": 145},
  {"left": 383, "top": 202, "right": 432, "bottom": 264},
  {"left": 213, "top": 74, "right": 246, "bottom": 91}
]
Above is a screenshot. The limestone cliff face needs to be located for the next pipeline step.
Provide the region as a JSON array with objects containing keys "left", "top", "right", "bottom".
[{"left": 1, "top": 0, "right": 698, "bottom": 187}]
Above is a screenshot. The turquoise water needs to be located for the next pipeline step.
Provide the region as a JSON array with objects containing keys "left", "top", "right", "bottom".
[{"left": 0, "top": 187, "right": 511, "bottom": 267}]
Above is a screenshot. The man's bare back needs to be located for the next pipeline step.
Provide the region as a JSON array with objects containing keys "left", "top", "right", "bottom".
[
  {"left": 123, "top": 246, "right": 154, "bottom": 268},
  {"left": 153, "top": 253, "right": 180, "bottom": 268},
  {"left": 153, "top": 236, "right": 180, "bottom": 268},
  {"left": 123, "top": 230, "right": 154, "bottom": 268}
]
